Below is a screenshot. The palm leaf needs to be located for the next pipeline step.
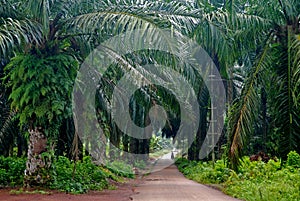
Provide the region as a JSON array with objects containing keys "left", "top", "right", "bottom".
[
  {"left": 0, "top": 17, "right": 43, "bottom": 58},
  {"left": 227, "top": 36, "right": 273, "bottom": 170},
  {"left": 0, "top": 87, "right": 18, "bottom": 155},
  {"left": 270, "top": 30, "right": 300, "bottom": 157}
]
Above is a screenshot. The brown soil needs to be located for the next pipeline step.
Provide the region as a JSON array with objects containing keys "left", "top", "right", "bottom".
[
  {"left": 131, "top": 159, "right": 242, "bottom": 201},
  {"left": 0, "top": 178, "right": 142, "bottom": 201}
]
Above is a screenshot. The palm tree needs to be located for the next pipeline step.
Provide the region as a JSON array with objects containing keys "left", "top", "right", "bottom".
[
  {"left": 2, "top": 0, "right": 294, "bottom": 184},
  {"left": 2, "top": 0, "right": 212, "bottom": 186},
  {"left": 1, "top": 0, "right": 107, "bottom": 186},
  {"left": 227, "top": 0, "right": 300, "bottom": 170},
  {"left": 158, "top": 0, "right": 271, "bottom": 161},
  {"left": 0, "top": 0, "right": 42, "bottom": 158}
]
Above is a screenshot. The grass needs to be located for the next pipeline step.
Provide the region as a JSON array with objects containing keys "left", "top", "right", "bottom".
[
  {"left": 176, "top": 152, "right": 300, "bottom": 201},
  {"left": 10, "top": 188, "right": 52, "bottom": 195}
]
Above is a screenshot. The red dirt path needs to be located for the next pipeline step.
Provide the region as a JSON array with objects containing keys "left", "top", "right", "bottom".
[{"left": 0, "top": 178, "right": 141, "bottom": 201}]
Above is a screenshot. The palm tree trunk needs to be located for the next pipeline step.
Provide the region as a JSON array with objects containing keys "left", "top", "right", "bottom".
[
  {"left": 261, "top": 87, "right": 267, "bottom": 152},
  {"left": 17, "top": 132, "right": 27, "bottom": 157},
  {"left": 24, "top": 127, "right": 50, "bottom": 187}
]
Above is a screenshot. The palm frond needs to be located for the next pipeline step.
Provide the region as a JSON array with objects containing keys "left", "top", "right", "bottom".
[
  {"left": 292, "top": 35, "right": 300, "bottom": 107},
  {"left": 0, "top": 18, "right": 43, "bottom": 58},
  {"left": 270, "top": 31, "right": 300, "bottom": 157},
  {"left": 26, "top": 0, "right": 50, "bottom": 33},
  {"left": 0, "top": 0, "right": 23, "bottom": 19},
  {"left": 227, "top": 37, "right": 272, "bottom": 170},
  {"left": 0, "top": 87, "right": 18, "bottom": 155}
]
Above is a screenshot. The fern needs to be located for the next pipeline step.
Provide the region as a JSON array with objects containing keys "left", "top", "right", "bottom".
[{"left": 3, "top": 50, "right": 78, "bottom": 137}]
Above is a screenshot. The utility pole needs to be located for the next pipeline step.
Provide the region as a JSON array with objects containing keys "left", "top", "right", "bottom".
[{"left": 208, "top": 68, "right": 216, "bottom": 166}]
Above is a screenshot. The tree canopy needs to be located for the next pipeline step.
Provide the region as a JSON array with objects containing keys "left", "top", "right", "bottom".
[{"left": 0, "top": 0, "right": 299, "bottom": 181}]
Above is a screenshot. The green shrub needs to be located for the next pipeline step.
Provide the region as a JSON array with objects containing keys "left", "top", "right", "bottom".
[
  {"left": 0, "top": 156, "right": 26, "bottom": 187},
  {"left": 134, "top": 160, "right": 146, "bottom": 169},
  {"left": 287, "top": 151, "right": 300, "bottom": 168},
  {"left": 106, "top": 160, "right": 135, "bottom": 178},
  {"left": 176, "top": 154, "right": 300, "bottom": 201},
  {"left": 175, "top": 158, "right": 196, "bottom": 171},
  {"left": 50, "top": 156, "right": 111, "bottom": 193},
  {"left": 225, "top": 166, "right": 300, "bottom": 201},
  {"left": 176, "top": 158, "right": 231, "bottom": 184},
  {"left": 0, "top": 155, "right": 134, "bottom": 193}
]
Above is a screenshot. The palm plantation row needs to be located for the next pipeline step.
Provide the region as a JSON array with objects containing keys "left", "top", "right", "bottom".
[{"left": 0, "top": 0, "right": 299, "bottom": 187}]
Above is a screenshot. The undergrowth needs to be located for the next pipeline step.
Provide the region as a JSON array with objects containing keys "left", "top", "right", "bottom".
[
  {"left": 0, "top": 156, "right": 26, "bottom": 187},
  {"left": 0, "top": 155, "right": 134, "bottom": 194},
  {"left": 176, "top": 151, "right": 300, "bottom": 201}
]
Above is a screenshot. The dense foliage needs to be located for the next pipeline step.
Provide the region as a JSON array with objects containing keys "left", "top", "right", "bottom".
[
  {"left": 0, "top": 156, "right": 26, "bottom": 187},
  {"left": 0, "top": 0, "right": 299, "bottom": 193},
  {"left": 106, "top": 160, "right": 135, "bottom": 178},
  {"left": 3, "top": 50, "right": 78, "bottom": 133},
  {"left": 0, "top": 156, "right": 134, "bottom": 194},
  {"left": 176, "top": 151, "right": 300, "bottom": 201},
  {"left": 50, "top": 156, "right": 127, "bottom": 193},
  {"left": 149, "top": 134, "right": 173, "bottom": 153}
]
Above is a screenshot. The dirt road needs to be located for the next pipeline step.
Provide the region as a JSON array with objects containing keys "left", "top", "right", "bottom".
[
  {"left": 0, "top": 157, "right": 241, "bottom": 201},
  {"left": 131, "top": 158, "right": 241, "bottom": 201},
  {"left": 0, "top": 179, "right": 139, "bottom": 201}
]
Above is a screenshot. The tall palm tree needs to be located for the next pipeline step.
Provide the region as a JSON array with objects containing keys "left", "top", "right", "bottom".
[
  {"left": 1, "top": 0, "right": 211, "bottom": 186},
  {"left": 227, "top": 0, "right": 300, "bottom": 170},
  {"left": 160, "top": 0, "right": 270, "bottom": 161},
  {"left": 2, "top": 0, "right": 293, "bottom": 184},
  {"left": 0, "top": 0, "right": 42, "bottom": 158}
]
